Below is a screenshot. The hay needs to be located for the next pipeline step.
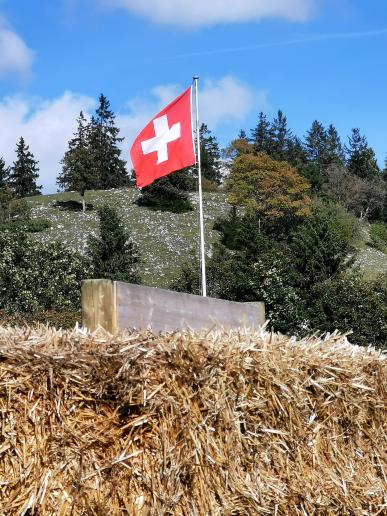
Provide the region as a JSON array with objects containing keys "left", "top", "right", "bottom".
[{"left": 0, "top": 325, "right": 386, "bottom": 515}]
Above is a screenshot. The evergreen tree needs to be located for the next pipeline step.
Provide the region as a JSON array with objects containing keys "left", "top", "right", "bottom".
[
  {"left": 238, "top": 129, "right": 248, "bottom": 140},
  {"left": 9, "top": 137, "right": 41, "bottom": 198},
  {"left": 325, "top": 124, "right": 345, "bottom": 166},
  {"left": 286, "top": 136, "right": 307, "bottom": 167},
  {"left": 0, "top": 157, "right": 10, "bottom": 189},
  {"left": 251, "top": 112, "right": 271, "bottom": 153},
  {"left": 57, "top": 112, "right": 95, "bottom": 211},
  {"left": 305, "top": 120, "right": 327, "bottom": 164},
  {"left": 89, "top": 94, "right": 129, "bottom": 189},
  {"left": 200, "top": 123, "right": 222, "bottom": 184},
  {"left": 88, "top": 205, "right": 140, "bottom": 283},
  {"left": 346, "top": 128, "right": 380, "bottom": 180},
  {"left": 268, "top": 110, "right": 293, "bottom": 161}
]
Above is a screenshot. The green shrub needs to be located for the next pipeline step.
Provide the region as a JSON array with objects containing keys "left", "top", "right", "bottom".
[
  {"left": 0, "top": 219, "right": 51, "bottom": 233},
  {"left": 369, "top": 222, "right": 387, "bottom": 253},
  {"left": 137, "top": 169, "right": 194, "bottom": 213},
  {"left": 308, "top": 272, "right": 387, "bottom": 349},
  {"left": 9, "top": 198, "right": 31, "bottom": 220},
  {"left": 0, "top": 232, "right": 90, "bottom": 313}
]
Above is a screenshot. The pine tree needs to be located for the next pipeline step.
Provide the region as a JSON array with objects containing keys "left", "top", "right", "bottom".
[
  {"left": 200, "top": 123, "right": 222, "bottom": 184},
  {"left": 346, "top": 128, "right": 380, "bottom": 180},
  {"left": 9, "top": 137, "right": 41, "bottom": 198},
  {"left": 238, "top": 129, "right": 248, "bottom": 140},
  {"left": 325, "top": 124, "right": 345, "bottom": 166},
  {"left": 251, "top": 112, "right": 271, "bottom": 153},
  {"left": 88, "top": 205, "right": 140, "bottom": 283},
  {"left": 0, "top": 157, "right": 10, "bottom": 189},
  {"left": 268, "top": 110, "right": 293, "bottom": 161},
  {"left": 89, "top": 94, "right": 128, "bottom": 189},
  {"left": 286, "top": 136, "right": 307, "bottom": 167},
  {"left": 57, "top": 112, "right": 96, "bottom": 211},
  {"left": 305, "top": 120, "right": 327, "bottom": 164}
]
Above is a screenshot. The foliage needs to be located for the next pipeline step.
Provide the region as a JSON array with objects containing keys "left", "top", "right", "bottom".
[
  {"left": 88, "top": 205, "right": 141, "bottom": 283},
  {"left": 226, "top": 152, "right": 311, "bottom": 224},
  {"left": 0, "top": 186, "right": 14, "bottom": 223},
  {"left": 0, "top": 232, "right": 90, "bottom": 312},
  {"left": 57, "top": 111, "right": 96, "bottom": 204},
  {"left": 9, "top": 137, "right": 41, "bottom": 198},
  {"left": 251, "top": 112, "right": 271, "bottom": 154},
  {"left": 325, "top": 124, "right": 345, "bottom": 166},
  {"left": 346, "top": 128, "right": 380, "bottom": 180},
  {"left": 309, "top": 272, "right": 387, "bottom": 349},
  {"left": 0, "top": 218, "right": 50, "bottom": 233},
  {"left": 290, "top": 202, "right": 358, "bottom": 287},
  {"left": 369, "top": 222, "right": 387, "bottom": 253},
  {"left": 298, "top": 162, "right": 326, "bottom": 194},
  {"left": 137, "top": 169, "right": 194, "bottom": 213},
  {"left": 89, "top": 94, "right": 129, "bottom": 189},
  {"left": 200, "top": 123, "right": 222, "bottom": 184},
  {"left": 324, "top": 164, "right": 386, "bottom": 219},
  {"left": 305, "top": 120, "right": 328, "bottom": 164},
  {"left": 0, "top": 157, "right": 10, "bottom": 189},
  {"left": 201, "top": 177, "right": 219, "bottom": 192}
]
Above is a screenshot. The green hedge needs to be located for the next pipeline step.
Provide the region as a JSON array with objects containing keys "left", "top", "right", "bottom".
[{"left": 0, "top": 219, "right": 51, "bottom": 233}]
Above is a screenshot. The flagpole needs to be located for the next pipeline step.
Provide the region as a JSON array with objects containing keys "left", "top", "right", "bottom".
[{"left": 193, "top": 76, "right": 207, "bottom": 297}]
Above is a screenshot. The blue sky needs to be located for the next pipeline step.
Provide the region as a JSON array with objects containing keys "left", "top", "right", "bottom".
[{"left": 0, "top": 0, "right": 387, "bottom": 192}]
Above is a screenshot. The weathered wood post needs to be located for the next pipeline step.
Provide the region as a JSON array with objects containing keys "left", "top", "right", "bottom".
[{"left": 81, "top": 279, "right": 117, "bottom": 333}]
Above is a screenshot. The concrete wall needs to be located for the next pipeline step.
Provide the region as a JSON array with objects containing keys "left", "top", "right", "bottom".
[{"left": 82, "top": 280, "right": 265, "bottom": 333}]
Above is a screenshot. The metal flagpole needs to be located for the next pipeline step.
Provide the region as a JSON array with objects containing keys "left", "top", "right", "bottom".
[{"left": 193, "top": 76, "right": 207, "bottom": 297}]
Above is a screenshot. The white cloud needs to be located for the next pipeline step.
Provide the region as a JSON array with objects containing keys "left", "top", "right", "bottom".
[
  {"left": 0, "top": 77, "right": 262, "bottom": 192},
  {"left": 0, "top": 16, "right": 34, "bottom": 78},
  {"left": 0, "top": 92, "right": 95, "bottom": 193},
  {"left": 103, "top": 0, "right": 316, "bottom": 27},
  {"left": 118, "top": 76, "right": 265, "bottom": 164}
]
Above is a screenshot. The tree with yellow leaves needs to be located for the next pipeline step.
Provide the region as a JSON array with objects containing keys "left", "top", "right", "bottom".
[{"left": 226, "top": 152, "right": 311, "bottom": 223}]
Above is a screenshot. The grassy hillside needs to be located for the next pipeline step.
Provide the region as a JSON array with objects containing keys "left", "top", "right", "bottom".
[
  {"left": 28, "top": 188, "right": 229, "bottom": 288},
  {"left": 27, "top": 188, "right": 387, "bottom": 287}
]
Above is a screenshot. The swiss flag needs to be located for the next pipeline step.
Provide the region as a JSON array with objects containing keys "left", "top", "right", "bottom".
[{"left": 130, "top": 87, "right": 196, "bottom": 188}]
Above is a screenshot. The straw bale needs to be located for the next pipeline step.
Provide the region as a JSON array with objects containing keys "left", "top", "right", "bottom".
[{"left": 0, "top": 325, "right": 386, "bottom": 515}]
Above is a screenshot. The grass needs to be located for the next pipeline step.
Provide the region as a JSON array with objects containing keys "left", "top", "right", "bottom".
[
  {"left": 27, "top": 188, "right": 229, "bottom": 288},
  {"left": 27, "top": 189, "right": 387, "bottom": 287}
]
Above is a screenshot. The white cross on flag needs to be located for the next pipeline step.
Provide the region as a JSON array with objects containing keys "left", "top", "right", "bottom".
[{"left": 130, "top": 87, "right": 196, "bottom": 188}]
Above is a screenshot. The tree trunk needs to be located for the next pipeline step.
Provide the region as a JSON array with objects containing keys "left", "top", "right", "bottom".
[{"left": 82, "top": 195, "right": 86, "bottom": 213}]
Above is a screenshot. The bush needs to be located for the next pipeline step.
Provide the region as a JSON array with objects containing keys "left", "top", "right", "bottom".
[
  {"left": 369, "top": 222, "right": 387, "bottom": 253},
  {"left": 137, "top": 169, "right": 194, "bottom": 213},
  {"left": 0, "top": 232, "right": 90, "bottom": 313},
  {"left": 0, "top": 219, "right": 51, "bottom": 233},
  {"left": 308, "top": 272, "right": 387, "bottom": 349},
  {"left": 201, "top": 178, "right": 219, "bottom": 192}
]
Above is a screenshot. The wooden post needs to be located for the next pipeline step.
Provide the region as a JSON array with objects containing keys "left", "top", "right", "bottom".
[{"left": 81, "top": 279, "right": 117, "bottom": 333}]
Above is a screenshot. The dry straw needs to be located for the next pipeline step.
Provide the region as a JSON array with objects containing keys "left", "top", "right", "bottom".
[{"left": 0, "top": 325, "right": 386, "bottom": 515}]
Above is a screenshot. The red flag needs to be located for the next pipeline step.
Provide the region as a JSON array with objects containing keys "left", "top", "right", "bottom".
[{"left": 130, "top": 87, "right": 196, "bottom": 188}]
